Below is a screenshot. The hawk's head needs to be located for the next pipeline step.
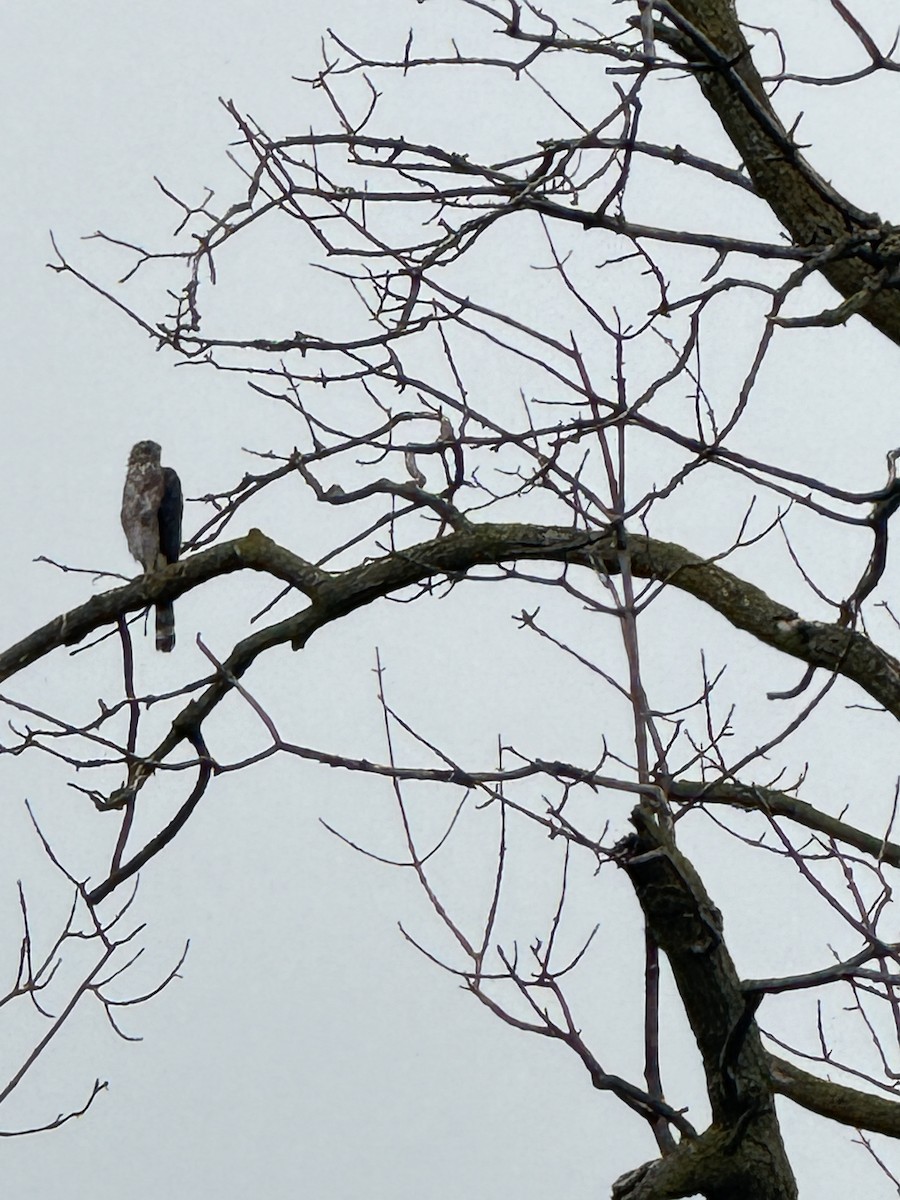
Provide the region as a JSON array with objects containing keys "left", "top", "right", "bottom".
[{"left": 128, "top": 440, "right": 162, "bottom": 465}]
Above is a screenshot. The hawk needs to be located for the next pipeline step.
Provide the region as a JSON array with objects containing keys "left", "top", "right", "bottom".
[{"left": 121, "top": 440, "right": 183, "bottom": 652}]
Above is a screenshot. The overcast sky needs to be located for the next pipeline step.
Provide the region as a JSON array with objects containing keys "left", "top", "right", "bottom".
[{"left": 3, "top": 3, "right": 900, "bottom": 1197}]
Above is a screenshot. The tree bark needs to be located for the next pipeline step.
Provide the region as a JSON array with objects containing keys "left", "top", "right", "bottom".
[
  {"left": 661, "top": 0, "right": 900, "bottom": 349},
  {"left": 615, "top": 806, "right": 798, "bottom": 1200}
]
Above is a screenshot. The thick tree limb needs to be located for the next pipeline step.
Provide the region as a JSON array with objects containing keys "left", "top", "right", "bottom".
[
  {"left": 4, "top": 525, "right": 900, "bottom": 790},
  {"left": 615, "top": 806, "right": 797, "bottom": 1200},
  {"left": 661, "top": 0, "right": 900, "bottom": 349},
  {"left": 768, "top": 1054, "right": 900, "bottom": 1138}
]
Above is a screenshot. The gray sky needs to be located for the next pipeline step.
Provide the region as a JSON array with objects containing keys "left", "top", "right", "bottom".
[{"left": 3, "top": 3, "right": 900, "bottom": 1196}]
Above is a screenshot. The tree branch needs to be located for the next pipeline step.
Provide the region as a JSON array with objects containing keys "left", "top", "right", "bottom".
[
  {"left": 4, "top": 523, "right": 900, "bottom": 805},
  {"left": 769, "top": 1053, "right": 900, "bottom": 1137},
  {"left": 660, "top": 0, "right": 900, "bottom": 348},
  {"left": 615, "top": 805, "right": 797, "bottom": 1199}
]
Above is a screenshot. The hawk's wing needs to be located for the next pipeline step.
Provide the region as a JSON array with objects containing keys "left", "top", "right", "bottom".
[{"left": 159, "top": 467, "right": 183, "bottom": 565}]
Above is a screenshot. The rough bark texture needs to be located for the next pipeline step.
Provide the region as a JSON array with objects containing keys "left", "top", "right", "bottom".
[
  {"left": 662, "top": 0, "right": 900, "bottom": 349},
  {"left": 615, "top": 807, "right": 798, "bottom": 1200},
  {"left": 769, "top": 1055, "right": 900, "bottom": 1138}
]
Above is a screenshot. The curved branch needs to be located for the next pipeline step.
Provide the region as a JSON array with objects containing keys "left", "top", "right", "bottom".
[
  {"left": 88, "top": 743, "right": 213, "bottom": 904},
  {"left": 4, "top": 523, "right": 900, "bottom": 802}
]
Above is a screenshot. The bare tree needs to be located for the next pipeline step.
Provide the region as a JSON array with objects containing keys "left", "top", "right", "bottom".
[{"left": 6, "top": 1, "right": 900, "bottom": 1195}]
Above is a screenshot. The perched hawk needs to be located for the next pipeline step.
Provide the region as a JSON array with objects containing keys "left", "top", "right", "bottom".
[{"left": 121, "top": 440, "right": 183, "bottom": 652}]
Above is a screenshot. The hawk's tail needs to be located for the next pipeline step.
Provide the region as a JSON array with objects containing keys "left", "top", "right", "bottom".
[{"left": 156, "top": 602, "right": 175, "bottom": 653}]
